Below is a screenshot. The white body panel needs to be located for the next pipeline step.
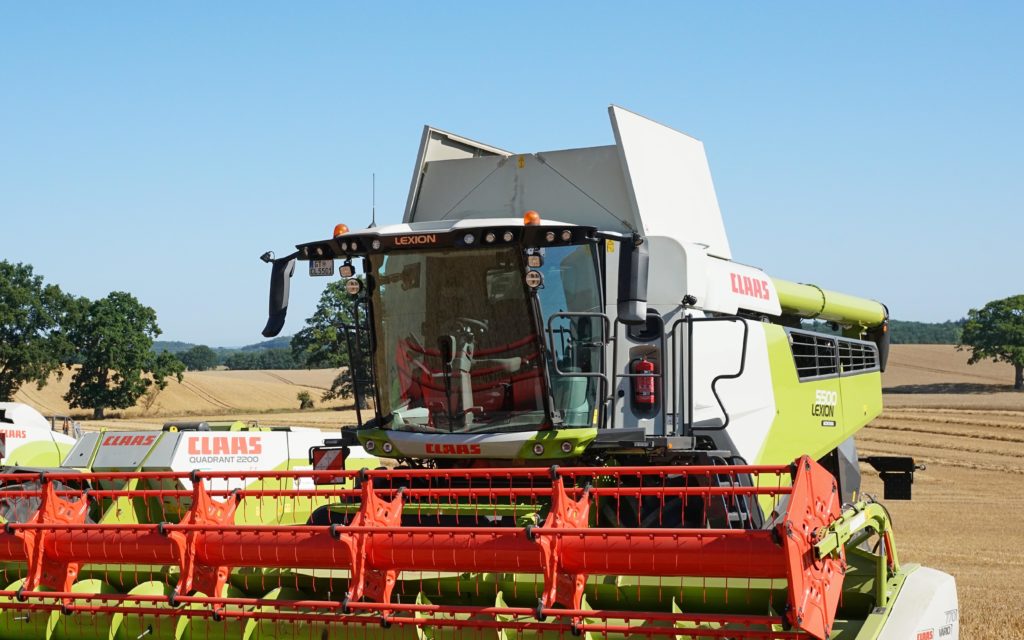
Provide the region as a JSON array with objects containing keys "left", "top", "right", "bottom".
[
  {"left": 878, "top": 566, "right": 959, "bottom": 640},
  {"left": 690, "top": 320, "right": 776, "bottom": 463},
  {"left": 609, "top": 106, "right": 731, "bottom": 258},
  {"left": 405, "top": 106, "right": 732, "bottom": 257},
  {"left": 703, "top": 257, "right": 781, "bottom": 317},
  {"left": 385, "top": 430, "right": 536, "bottom": 459},
  {"left": 0, "top": 402, "right": 77, "bottom": 466}
]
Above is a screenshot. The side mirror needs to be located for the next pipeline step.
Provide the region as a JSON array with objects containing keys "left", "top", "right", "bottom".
[
  {"left": 438, "top": 335, "right": 455, "bottom": 367},
  {"left": 261, "top": 253, "right": 297, "bottom": 338},
  {"left": 617, "top": 235, "right": 649, "bottom": 324}
]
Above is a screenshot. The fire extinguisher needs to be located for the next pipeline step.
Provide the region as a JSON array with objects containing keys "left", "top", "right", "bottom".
[{"left": 633, "top": 357, "right": 656, "bottom": 406}]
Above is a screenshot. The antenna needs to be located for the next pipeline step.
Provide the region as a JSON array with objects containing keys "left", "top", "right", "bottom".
[{"left": 369, "top": 173, "right": 377, "bottom": 228}]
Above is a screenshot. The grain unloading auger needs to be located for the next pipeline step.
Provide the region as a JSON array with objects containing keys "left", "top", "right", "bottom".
[
  {"left": 0, "top": 107, "right": 958, "bottom": 639},
  {"left": 0, "top": 459, "right": 902, "bottom": 640}
]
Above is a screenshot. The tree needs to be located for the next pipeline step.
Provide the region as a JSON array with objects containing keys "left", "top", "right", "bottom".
[
  {"left": 958, "top": 295, "right": 1024, "bottom": 390},
  {"left": 292, "top": 280, "right": 372, "bottom": 406},
  {"left": 224, "top": 352, "right": 258, "bottom": 370},
  {"left": 259, "top": 348, "right": 299, "bottom": 370},
  {"left": 178, "top": 345, "right": 219, "bottom": 371},
  {"left": 64, "top": 292, "right": 185, "bottom": 418},
  {"left": 297, "top": 391, "right": 314, "bottom": 410},
  {"left": 0, "top": 261, "right": 80, "bottom": 400}
]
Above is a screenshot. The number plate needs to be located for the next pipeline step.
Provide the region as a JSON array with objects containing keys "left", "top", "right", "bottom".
[{"left": 309, "top": 260, "right": 334, "bottom": 277}]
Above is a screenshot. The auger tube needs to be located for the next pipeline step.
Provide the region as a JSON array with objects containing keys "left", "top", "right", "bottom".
[{"left": 772, "top": 278, "right": 887, "bottom": 328}]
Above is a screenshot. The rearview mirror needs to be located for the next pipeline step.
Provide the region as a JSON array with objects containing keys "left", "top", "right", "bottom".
[
  {"left": 617, "top": 235, "right": 649, "bottom": 324},
  {"left": 262, "top": 252, "right": 297, "bottom": 337},
  {"left": 438, "top": 335, "right": 455, "bottom": 367}
]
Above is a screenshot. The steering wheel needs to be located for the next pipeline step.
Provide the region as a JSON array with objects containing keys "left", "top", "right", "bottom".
[{"left": 444, "top": 317, "right": 489, "bottom": 337}]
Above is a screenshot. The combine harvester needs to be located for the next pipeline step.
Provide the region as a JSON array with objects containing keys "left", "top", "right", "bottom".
[{"left": 0, "top": 108, "right": 957, "bottom": 639}]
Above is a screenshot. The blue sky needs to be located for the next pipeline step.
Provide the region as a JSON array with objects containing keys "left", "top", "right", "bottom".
[{"left": 2, "top": 4, "right": 1021, "bottom": 346}]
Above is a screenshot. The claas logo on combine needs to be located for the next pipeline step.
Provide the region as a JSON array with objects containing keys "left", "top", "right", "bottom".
[
  {"left": 729, "top": 273, "right": 771, "bottom": 300},
  {"left": 425, "top": 443, "right": 482, "bottom": 455},
  {"left": 103, "top": 434, "right": 157, "bottom": 447},
  {"left": 188, "top": 436, "right": 263, "bottom": 456}
]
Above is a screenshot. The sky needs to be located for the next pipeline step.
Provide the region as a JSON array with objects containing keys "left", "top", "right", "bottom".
[{"left": 2, "top": 3, "right": 1021, "bottom": 346}]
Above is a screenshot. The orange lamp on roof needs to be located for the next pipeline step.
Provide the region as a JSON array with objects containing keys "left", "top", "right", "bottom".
[
  {"left": 333, "top": 224, "right": 350, "bottom": 237},
  {"left": 523, "top": 210, "right": 541, "bottom": 226}
]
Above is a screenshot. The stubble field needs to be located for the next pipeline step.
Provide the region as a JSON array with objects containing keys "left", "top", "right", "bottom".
[{"left": 860, "top": 345, "right": 1024, "bottom": 639}]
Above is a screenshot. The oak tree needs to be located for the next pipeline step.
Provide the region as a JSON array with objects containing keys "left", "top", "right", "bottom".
[
  {"left": 958, "top": 295, "right": 1024, "bottom": 390},
  {"left": 64, "top": 292, "right": 184, "bottom": 418},
  {"left": 0, "top": 261, "right": 79, "bottom": 400}
]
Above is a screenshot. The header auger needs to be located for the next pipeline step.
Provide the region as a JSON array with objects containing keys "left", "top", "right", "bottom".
[{"left": 0, "top": 458, "right": 894, "bottom": 640}]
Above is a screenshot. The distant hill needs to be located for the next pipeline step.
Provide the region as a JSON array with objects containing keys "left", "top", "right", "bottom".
[
  {"left": 151, "top": 340, "right": 197, "bottom": 354},
  {"left": 239, "top": 335, "right": 292, "bottom": 351},
  {"left": 153, "top": 336, "right": 304, "bottom": 370},
  {"left": 154, "top": 336, "right": 294, "bottom": 355}
]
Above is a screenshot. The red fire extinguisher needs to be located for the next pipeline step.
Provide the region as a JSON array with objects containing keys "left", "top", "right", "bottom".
[{"left": 633, "top": 357, "right": 656, "bottom": 406}]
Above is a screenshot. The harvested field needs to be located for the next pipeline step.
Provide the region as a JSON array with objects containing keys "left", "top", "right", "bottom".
[
  {"left": 860, "top": 344, "right": 1024, "bottom": 638},
  {"left": 13, "top": 367, "right": 350, "bottom": 418}
]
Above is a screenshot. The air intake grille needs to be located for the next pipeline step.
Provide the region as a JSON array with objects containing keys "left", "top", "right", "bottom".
[
  {"left": 788, "top": 330, "right": 880, "bottom": 380},
  {"left": 839, "top": 339, "right": 879, "bottom": 374},
  {"left": 790, "top": 332, "right": 838, "bottom": 379}
]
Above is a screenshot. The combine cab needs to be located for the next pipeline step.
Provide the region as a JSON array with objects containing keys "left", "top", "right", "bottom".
[{"left": 0, "top": 108, "right": 958, "bottom": 639}]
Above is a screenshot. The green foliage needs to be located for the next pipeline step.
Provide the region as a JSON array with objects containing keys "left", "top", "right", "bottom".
[
  {"left": 291, "top": 281, "right": 359, "bottom": 369},
  {"left": 223, "top": 348, "right": 299, "bottom": 370},
  {"left": 890, "top": 320, "right": 963, "bottom": 344},
  {"left": 297, "top": 390, "right": 314, "bottom": 410},
  {"left": 0, "top": 261, "right": 80, "bottom": 400},
  {"left": 958, "top": 295, "right": 1024, "bottom": 390},
  {"left": 64, "top": 292, "right": 185, "bottom": 418},
  {"left": 293, "top": 280, "right": 372, "bottom": 405},
  {"left": 178, "top": 345, "right": 219, "bottom": 371}
]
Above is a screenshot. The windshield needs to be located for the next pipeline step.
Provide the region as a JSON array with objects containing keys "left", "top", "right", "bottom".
[
  {"left": 536, "top": 244, "right": 604, "bottom": 426},
  {"left": 369, "top": 246, "right": 547, "bottom": 433}
]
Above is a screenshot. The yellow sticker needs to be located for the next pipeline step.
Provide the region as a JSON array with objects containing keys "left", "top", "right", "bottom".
[
  {"left": 592, "top": 409, "right": 599, "bottom": 425},
  {"left": 605, "top": 239, "right": 615, "bottom": 253},
  {"left": 517, "top": 155, "right": 525, "bottom": 169}
]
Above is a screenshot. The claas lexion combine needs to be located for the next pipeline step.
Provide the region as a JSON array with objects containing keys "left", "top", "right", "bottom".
[{"left": 0, "top": 108, "right": 958, "bottom": 639}]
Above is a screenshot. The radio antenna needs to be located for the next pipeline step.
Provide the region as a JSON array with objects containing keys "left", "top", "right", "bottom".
[{"left": 369, "top": 173, "right": 377, "bottom": 228}]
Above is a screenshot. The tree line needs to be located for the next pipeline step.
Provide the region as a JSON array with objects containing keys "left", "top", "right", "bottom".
[
  {"left": 174, "top": 344, "right": 303, "bottom": 371},
  {"left": 1, "top": 260, "right": 371, "bottom": 418},
  {"left": 0, "top": 261, "right": 183, "bottom": 418}
]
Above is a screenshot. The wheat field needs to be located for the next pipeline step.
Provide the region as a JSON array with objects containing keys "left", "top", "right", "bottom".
[{"left": 13, "top": 367, "right": 351, "bottom": 419}]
